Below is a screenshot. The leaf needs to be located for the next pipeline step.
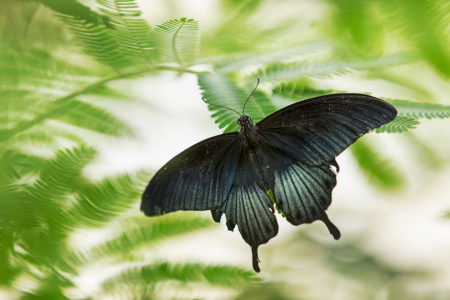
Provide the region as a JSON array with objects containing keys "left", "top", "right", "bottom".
[
  {"left": 89, "top": 215, "right": 215, "bottom": 259},
  {"left": 58, "top": 15, "right": 130, "bottom": 70},
  {"left": 52, "top": 99, "right": 130, "bottom": 136},
  {"left": 11, "top": 124, "right": 85, "bottom": 146},
  {"left": 26, "top": 146, "right": 97, "bottom": 238},
  {"left": 272, "top": 80, "right": 337, "bottom": 100},
  {"left": 86, "top": 85, "right": 130, "bottom": 100},
  {"left": 64, "top": 172, "right": 148, "bottom": 229},
  {"left": 29, "top": 0, "right": 113, "bottom": 28},
  {"left": 384, "top": 98, "right": 450, "bottom": 119},
  {"left": 350, "top": 138, "right": 405, "bottom": 190},
  {"left": 97, "top": 0, "right": 154, "bottom": 68},
  {"left": 30, "top": 146, "right": 96, "bottom": 200},
  {"left": 249, "top": 53, "right": 417, "bottom": 83},
  {"left": 0, "top": 73, "right": 138, "bottom": 143},
  {"left": 221, "top": 0, "right": 264, "bottom": 17},
  {"left": 200, "top": 41, "right": 331, "bottom": 73},
  {"left": 0, "top": 150, "right": 21, "bottom": 179},
  {"left": 324, "top": 0, "right": 385, "bottom": 56},
  {"left": 198, "top": 73, "right": 276, "bottom": 132},
  {"left": 150, "top": 18, "right": 200, "bottom": 66},
  {"left": 373, "top": 116, "right": 420, "bottom": 133},
  {"left": 101, "top": 262, "right": 259, "bottom": 291},
  {"left": 378, "top": 0, "right": 450, "bottom": 77}
]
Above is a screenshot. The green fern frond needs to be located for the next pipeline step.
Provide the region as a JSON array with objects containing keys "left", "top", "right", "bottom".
[
  {"left": 251, "top": 90, "right": 279, "bottom": 118},
  {"left": 11, "top": 125, "right": 85, "bottom": 147},
  {"left": 250, "top": 53, "right": 417, "bottom": 83},
  {"left": 86, "top": 85, "right": 131, "bottom": 100},
  {"left": 0, "top": 49, "right": 93, "bottom": 92},
  {"left": 101, "top": 262, "right": 259, "bottom": 291},
  {"left": 90, "top": 215, "right": 215, "bottom": 259},
  {"left": 374, "top": 116, "right": 420, "bottom": 133},
  {"left": 384, "top": 98, "right": 450, "bottom": 119},
  {"left": 27, "top": 0, "right": 113, "bottom": 28},
  {"left": 97, "top": 0, "right": 154, "bottom": 68},
  {"left": 350, "top": 138, "right": 405, "bottom": 190},
  {"left": 272, "top": 80, "right": 337, "bottom": 100},
  {"left": 150, "top": 18, "right": 200, "bottom": 66},
  {"left": 200, "top": 41, "right": 331, "bottom": 73},
  {"left": 198, "top": 74, "right": 276, "bottom": 132},
  {"left": 65, "top": 172, "right": 147, "bottom": 229},
  {"left": 28, "top": 145, "right": 96, "bottom": 209},
  {"left": 59, "top": 15, "right": 130, "bottom": 70},
  {"left": 221, "top": 0, "right": 264, "bottom": 18},
  {"left": 324, "top": 0, "right": 385, "bottom": 57},
  {"left": 52, "top": 99, "right": 130, "bottom": 136},
  {"left": 378, "top": 0, "right": 450, "bottom": 77}
]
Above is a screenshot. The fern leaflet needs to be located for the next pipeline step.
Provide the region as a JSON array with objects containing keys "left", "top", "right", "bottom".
[
  {"left": 150, "top": 18, "right": 200, "bottom": 66},
  {"left": 374, "top": 116, "right": 420, "bottom": 133},
  {"left": 101, "top": 262, "right": 259, "bottom": 292},
  {"left": 384, "top": 98, "right": 450, "bottom": 119},
  {"left": 250, "top": 53, "right": 417, "bottom": 83},
  {"left": 97, "top": 0, "right": 154, "bottom": 68}
]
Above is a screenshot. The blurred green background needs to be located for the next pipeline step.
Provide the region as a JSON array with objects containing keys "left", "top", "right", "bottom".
[{"left": 2, "top": 0, "right": 450, "bottom": 299}]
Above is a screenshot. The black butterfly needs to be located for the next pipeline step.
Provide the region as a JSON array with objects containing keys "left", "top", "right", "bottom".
[{"left": 141, "top": 89, "right": 397, "bottom": 272}]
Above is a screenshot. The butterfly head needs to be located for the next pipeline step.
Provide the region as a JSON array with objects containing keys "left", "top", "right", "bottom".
[{"left": 237, "top": 115, "right": 253, "bottom": 127}]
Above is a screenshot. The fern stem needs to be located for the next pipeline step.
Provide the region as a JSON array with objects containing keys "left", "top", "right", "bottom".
[
  {"left": 172, "top": 19, "right": 186, "bottom": 67},
  {"left": 0, "top": 67, "right": 210, "bottom": 143},
  {"left": 0, "top": 71, "right": 144, "bottom": 143}
]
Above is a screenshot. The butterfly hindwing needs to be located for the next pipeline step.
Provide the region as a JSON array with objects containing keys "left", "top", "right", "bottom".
[
  {"left": 257, "top": 94, "right": 397, "bottom": 166},
  {"left": 141, "top": 133, "right": 242, "bottom": 216},
  {"left": 219, "top": 147, "right": 278, "bottom": 273},
  {"left": 272, "top": 157, "right": 341, "bottom": 239}
]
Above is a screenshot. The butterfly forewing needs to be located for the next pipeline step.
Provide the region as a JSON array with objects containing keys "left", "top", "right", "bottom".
[
  {"left": 257, "top": 94, "right": 397, "bottom": 166},
  {"left": 141, "top": 132, "right": 242, "bottom": 216}
]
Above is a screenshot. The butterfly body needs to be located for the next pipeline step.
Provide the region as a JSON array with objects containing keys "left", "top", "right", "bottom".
[{"left": 141, "top": 93, "right": 397, "bottom": 272}]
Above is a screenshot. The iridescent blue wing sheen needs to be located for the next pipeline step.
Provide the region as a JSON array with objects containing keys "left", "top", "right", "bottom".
[
  {"left": 270, "top": 151, "right": 341, "bottom": 239},
  {"left": 257, "top": 94, "right": 397, "bottom": 166},
  {"left": 141, "top": 132, "right": 241, "bottom": 216}
]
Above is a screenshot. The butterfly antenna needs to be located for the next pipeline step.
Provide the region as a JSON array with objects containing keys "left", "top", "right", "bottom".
[
  {"left": 202, "top": 98, "right": 242, "bottom": 117},
  {"left": 242, "top": 78, "right": 260, "bottom": 116}
]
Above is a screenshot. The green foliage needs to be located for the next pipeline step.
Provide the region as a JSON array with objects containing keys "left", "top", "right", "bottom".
[
  {"left": 350, "top": 138, "right": 405, "bottom": 190},
  {"left": 325, "top": 0, "right": 385, "bottom": 56},
  {"left": 376, "top": 0, "right": 450, "bottom": 77},
  {"left": 26, "top": 0, "right": 112, "bottom": 27},
  {"left": 91, "top": 214, "right": 215, "bottom": 259},
  {"left": 373, "top": 116, "right": 420, "bottom": 133},
  {"left": 102, "top": 262, "right": 259, "bottom": 291},
  {"left": 272, "top": 80, "right": 336, "bottom": 101},
  {"left": 198, "top": 73, "right": 272, "bottom": 132},
  {"left": 97, "top": 0, "right": 154, "bottom": 68},
  {"left": 250, "top": 53, "right": 417, "bottom": 83},
  {"left": 65, "top": 172, "right": 148, "bottom": 229},
  {"left": 58, "top": 15, "right": 129, "bottom": 70},
  {"left": 202, "top": 41, "right": 331, "bottom": 73},
  {"left": 3, "top": 0, "right": 450, "bottom": 298},
  {"left": 385, "top": 98, "right": 450, "bottom": 119},
  {"left": 151, "top": 18, "right": 200, "bottom": 66},
  {"left": 52, "top": 98, "right": 130, "bottom": 136}
]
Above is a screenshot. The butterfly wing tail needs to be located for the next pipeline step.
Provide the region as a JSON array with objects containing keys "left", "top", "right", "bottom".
[{"left": 321, "top": 211, "right": 341, "bottom": 240}]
